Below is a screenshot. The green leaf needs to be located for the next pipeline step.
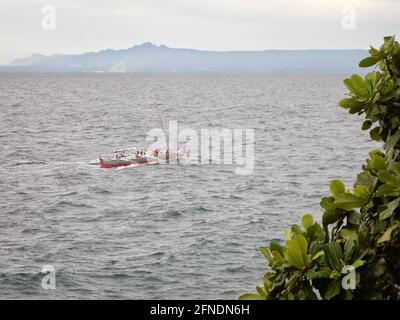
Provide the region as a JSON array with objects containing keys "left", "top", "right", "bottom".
[
  {"left": 339, "top": 98, "right": 364, "bottom": 110},
  {"left": 348, "top": 211, "right": 361, "bottom": 225},
  {"left": 349, "top": 104, "right": 364, "bottom": 114},
  {"left": 323, "top": 242, "right": 343, "bottom": 271},
  {"left": 377, "top": 184, "right": 400, "bottom": 197},
  {"left": 369, "top": 151, "right": 386, "bottom": 171},
  {"left": 256, "top": 286, "right": 266, "bottom": 296},
  {"left": 263, "top": 274, "right": 271, "bottom": 294},
  {"left": 269, "top": 241, "right": 284, "bottom": 257},
  {"left": 283, "top": 229, "right": 294, "bottom": 240},
  {"left": 379, "top": 197, "right": 400, "bottom": 220},
  {"left": 353, "top": 185, "right": 370, "bottom": 199},
  {"left": 350, "top": 74, "right": 366, "bottom": 91},
  {"left": 343, "top": 78, "right": 357, "bottom": 95},
  {"left": 370, "top": 127, "right": 382, "bottom": 141},
  {"left": 330, "top": 180, "right": 345, "bottom": 197},
  {"left": 362, "top": 120, "right": 372, "bottom": 130},
  {"left": 285, "top": 234, "right": 308, "bottom": 270},
  {"left": 334, "top": 193, "right": 367, "bottom": 210},
  {"left": 271, "top": 250, "right": 284, "bottom": 264},
  {"left": 378, "top": 171, "right": 400, "bottom": 185},
  {"left": 377, "top": 222, "right": 400, "bottom": 243},
  {"left": 322, "top": 208, "right": 344, "bottom": 225},
  {"left": 339, "top": 98, "right": 353, "bottom": 109},
  {"left": 343, "top": 239, "right": 355, "bottom": 263},
  {"left": 383, "top": 36, "right": 395, "bottom": 49},
  {"left": 291, "top": 224, "right": 302, "bottom": 234},
  {"left": 239, "top": 293, "right": 266, "bottom": 300},
  {"left": 359, "top": 56, "right": 379, "bottom": 68},
  {"left": 340, "top": 229, "right": 358, "bottom": 241},
  {"left": 287, "top": 272, "right": 301, "bottom": 291},
  {"left": 384, "top": 130, "right": 400, "bottom": 151},
  {"left": 320, "top": 197, "right": 335, "bottom": 210},
  {"left": 294, "top": 233, "right": 308, "bottom": 257},
  {"left": 306, "top": 223, "right": 322, "bottom": 241},
  {"left": 301, "top": 214, "right": 314, "bottom": 231},
  {"left": 260, "top": 246, "right": 273, "bottom": 263},
  {"left": 355, "top": 171, "right": 378, "bottom": 194},
  {"left": 312, "top": 250, "right": 324, "bottom": 261},
  {"left": 358, "top": 223, "right": 371, "bottom": 249},
  {"left": 324, "top": 278, "right": 341, "bottom": 300},
  {"left": 352, "top": 259, "right": 365, "bottom": 269},
  {"left": 344, "top": 74, "right": 368, "bottom": 97}
]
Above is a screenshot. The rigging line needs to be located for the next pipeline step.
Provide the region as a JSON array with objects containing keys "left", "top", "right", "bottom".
[{"left": 155, "top": 102, "right": 169, "bottom": 148}]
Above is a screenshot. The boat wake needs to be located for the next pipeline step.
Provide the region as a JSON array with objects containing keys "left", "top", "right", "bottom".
[{"left": 8, "top": 159, "right": 46, "bottom": 167}]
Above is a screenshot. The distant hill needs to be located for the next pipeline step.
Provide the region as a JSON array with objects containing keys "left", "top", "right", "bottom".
[{"left": 1, "top": 42, "right": 369, "bottom": 74}]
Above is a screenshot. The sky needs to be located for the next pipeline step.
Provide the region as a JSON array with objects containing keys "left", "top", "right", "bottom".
[{"left": 0, "top": 0, "right": 399, "bottom": 64}]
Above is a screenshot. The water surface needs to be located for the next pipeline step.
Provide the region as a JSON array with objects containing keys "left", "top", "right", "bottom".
[{"left": 0, "top": 74, "right": 377, "bottom": 299}]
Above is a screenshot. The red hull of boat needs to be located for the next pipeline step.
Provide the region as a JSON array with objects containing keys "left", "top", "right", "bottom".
[{"left": 99, "top": 159, "right": 148, "bottom": 168}]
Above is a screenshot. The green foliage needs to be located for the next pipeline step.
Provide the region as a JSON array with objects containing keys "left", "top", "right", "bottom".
[{"left": 241, "top": 36, "right": 400, "bottom": 300}]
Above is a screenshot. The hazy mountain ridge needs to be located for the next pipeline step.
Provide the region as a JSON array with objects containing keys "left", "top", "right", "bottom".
[{"left": 2, "top": 42, "right": 368, "bottom": 73}]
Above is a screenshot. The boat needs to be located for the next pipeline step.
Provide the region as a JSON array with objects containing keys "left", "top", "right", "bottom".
[
  {"left": 98, "top": 147, "right": 189, "bottom": 168},
  {"left": 98, "top": 104, "right": 189, "bottom": 169},
  {"left": 99, "top": 155, "right": 160, "bottom": 168},
  {"left": 99, "top": 147, "right": 157, "bottom": 168}
]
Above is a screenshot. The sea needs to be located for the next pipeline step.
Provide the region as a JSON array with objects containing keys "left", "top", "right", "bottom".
[{"left": 0, "top": 74, "right": 379, "bottom": 299}]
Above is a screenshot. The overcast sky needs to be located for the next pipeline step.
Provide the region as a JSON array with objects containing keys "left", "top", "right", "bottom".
[{"left": 0, "top": 0, "right": 399, "bottom": 64}]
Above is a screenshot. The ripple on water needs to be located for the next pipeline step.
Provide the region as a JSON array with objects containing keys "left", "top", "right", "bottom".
[{"left": 43, "top": 200, "right": 96, "bottom": 214}]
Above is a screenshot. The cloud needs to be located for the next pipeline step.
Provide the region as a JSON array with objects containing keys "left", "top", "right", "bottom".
[{"left": 0, "top": 0, "right": 399, "bottom": 64}]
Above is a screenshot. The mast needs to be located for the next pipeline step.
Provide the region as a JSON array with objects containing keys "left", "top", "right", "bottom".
[{"left": 155, "top": 103, "right": 169, "bottom": 154}]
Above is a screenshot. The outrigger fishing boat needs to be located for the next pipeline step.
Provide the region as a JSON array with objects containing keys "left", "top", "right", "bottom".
[
  {"left": 98, "top": 147, "right": 188, "bottom": 168},
  {"left": 98, "top": 104, "right": 188, "bottom": 169},
  {"left": 99, "top": 147, "right": 157, "bottom": 168}
]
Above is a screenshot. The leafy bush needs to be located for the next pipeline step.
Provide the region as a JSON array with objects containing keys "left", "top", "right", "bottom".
[{"left": 240, "top": 36, "right": 400, "bottom": 300}]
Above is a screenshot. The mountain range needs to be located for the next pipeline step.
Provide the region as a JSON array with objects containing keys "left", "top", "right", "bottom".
[{"left": 1, "top": 42, "right": 369, "bottom": 74}]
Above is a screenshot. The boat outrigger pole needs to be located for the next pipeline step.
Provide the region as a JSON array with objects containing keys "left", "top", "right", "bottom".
[{"left": 155, "top": 103, "right": 170, "bottom": 161}]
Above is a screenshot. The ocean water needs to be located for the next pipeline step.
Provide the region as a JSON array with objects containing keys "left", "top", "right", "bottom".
[{"left": 0, "top": 74, "right": 378, "bottom": 299}]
